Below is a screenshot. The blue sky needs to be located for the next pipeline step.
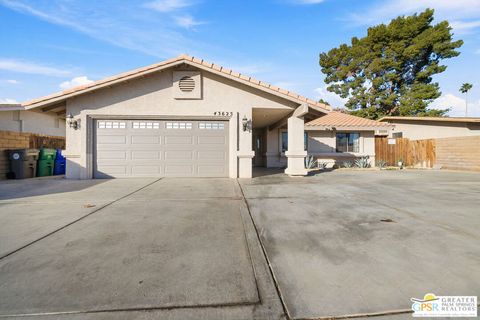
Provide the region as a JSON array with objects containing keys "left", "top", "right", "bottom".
[{"left": 1, "top": 0, "right": 479, "bottom": 116}]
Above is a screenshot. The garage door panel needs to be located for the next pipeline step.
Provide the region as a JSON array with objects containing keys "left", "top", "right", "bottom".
[
  {"left": 164, "top": 135, "right": 193, "bottom": 145},
  {"left": 164, "top": 164, "right": 194, "bottom": 175},
  {"left": 94, "top": 120, "right": 228, "bottom": 178},
  {"left": 131, "top": 151, "right": 161, "bottom": 160},
  {"left": 131, "top": 165, "right": 161, "bottom": 175},
  {"left": 165, "top": 150, "right": 194, "bottom": 160},
  {"left": 96, "top": 135, "right": 127, "bottom": 144},
  {"left": 96, "top": 151, "right": 127, "bottom": 160},
  {"left": 197, "top": 165, "right": 227, "bottom": 175},
  {"left": 197, "top": 151, "right": 226, "bottom": 160},
  {"left": 131, "top": 135, "right": 160, "bottom": 144},
  {"left": 197, "top": 136, "right": 226, "bottom": 144}
]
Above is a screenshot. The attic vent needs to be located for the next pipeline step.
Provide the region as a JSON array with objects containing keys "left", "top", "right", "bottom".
[{"left": 179, "top": 76, "right": 195, "bottom": 92}]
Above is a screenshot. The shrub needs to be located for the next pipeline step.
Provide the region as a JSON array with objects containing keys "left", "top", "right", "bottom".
[
  {"left": 376, "top": 159, "right": 387, "bottom": 169},
  {"left": 354, "top": 156, "right": 371, "bottom": 168},
  {"left": 342, "top": 161, "right": 354, "bottom": 168},
  {"left": 305, "top": 155, "right": 317, "bottom": 169}
]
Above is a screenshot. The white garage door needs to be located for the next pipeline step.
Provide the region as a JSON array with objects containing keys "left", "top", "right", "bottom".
[{"left": 94, "top": 120, "right": 229, "bottom": 178}]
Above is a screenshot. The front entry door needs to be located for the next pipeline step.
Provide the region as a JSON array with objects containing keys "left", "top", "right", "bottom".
[{"left": 252, "top": 129, "right": 264, "bottom": 167}]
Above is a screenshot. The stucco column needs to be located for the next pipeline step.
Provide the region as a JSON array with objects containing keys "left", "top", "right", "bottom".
[
  {"left": 237, "top": 112, "right": 254, "bottom": 178},
  {"left": 284, "top": 113, "right": 307, "bottom": 176}
]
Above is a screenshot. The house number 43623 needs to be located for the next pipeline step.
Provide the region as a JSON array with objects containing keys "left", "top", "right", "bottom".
[{"left": 214, "top": 111, "right": 233, "bottom": 117}]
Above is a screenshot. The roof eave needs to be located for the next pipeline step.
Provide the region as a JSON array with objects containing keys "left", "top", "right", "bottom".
[
  {"left": 305, "top": 125, "right": 393, "bottom": 131},
  {"left": 22, "top": 56, "right": 331, "bottom": 113}
]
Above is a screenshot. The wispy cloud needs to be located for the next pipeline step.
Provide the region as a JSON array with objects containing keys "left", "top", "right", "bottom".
[
  {"left": 0, "top": 0, "right": 209, "bottom": 58},
  {"left": 432, "top": 93, "right": 480, "bottom": 117},
  {"left": 6, "top": 79, "right": 19, "bottom": 84},
  {"left": 0, "top": 58, "right": 71, "bottom": 77},
  {"left": 289, "top": 0, "right": 325, "bottom": 4},
  {"left": 59, "top": 76, "right": 94, "bottom": 90},
  {"left": 450, "top": 20, "right": 480, "bottom": 34},
  {"left": 347, "top": 0, "right": 480, "bottom": 33},
  {"left": 314, "top": 85, "right": 347, "bottom": 108},
  {"left": 174, "top": 15, "right": 206, "bottom": 29},
  {"left": 0, "top": 98, "right": 18, "bottom": 104},
  {"left": 144, "top": 0, "right": 194, "bottom": 12}
]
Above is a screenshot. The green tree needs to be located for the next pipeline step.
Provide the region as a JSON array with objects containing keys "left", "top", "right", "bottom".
[
  {"left": 318, "top": 98, "right": 330, "bottom": 106},
  {"left": 459, "top": 83, "right": 473, "bottom": 116},
  {"left": 319, "top": 9, "right": 462, "bottom": 119}
]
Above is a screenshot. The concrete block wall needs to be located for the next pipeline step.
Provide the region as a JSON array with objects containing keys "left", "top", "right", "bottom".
[
  {"left": 435, "top": 136, "right": 480, "bottom": 171},
  {"left": 0, "top": 130, "right": 30, "bottom": 179}
]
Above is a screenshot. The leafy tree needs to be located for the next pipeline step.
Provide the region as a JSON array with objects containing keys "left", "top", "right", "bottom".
[
  {"left": 319, "top": 9, "right": 462, "bottom": 119},
  {"left": 459, "top": 83, "right": 473, "bottom": 116},
  {"left": 318, "top": 98, "right": 330, "bottom": 106}
]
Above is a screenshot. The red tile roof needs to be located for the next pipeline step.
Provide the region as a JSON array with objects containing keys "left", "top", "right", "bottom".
[
  {"left": 22, "top": 54, "right": 331, "bottom": 113},
  {"left": 305, "top": 111, "right": 391, "bottom": 128}
]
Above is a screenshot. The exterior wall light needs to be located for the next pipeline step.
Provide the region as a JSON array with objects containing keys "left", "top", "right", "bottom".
[
  {"left": 66, "top": 113, "right": 79, "bottom": 130},
  {"left": 242, "top": 115, "right": 250, "bottom": 132}
]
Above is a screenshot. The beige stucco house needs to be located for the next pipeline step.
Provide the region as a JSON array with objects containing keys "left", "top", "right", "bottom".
[
  {"left": 20, "top": 55, "right": 387, "bottom": 179},
  {"left": 0, "top": 103, "right": 65, "bottom": 137},
  {"left": 379, "top": 116, "right": 480, "bottom": 140}
]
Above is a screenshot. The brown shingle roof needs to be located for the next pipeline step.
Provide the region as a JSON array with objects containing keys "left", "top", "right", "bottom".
[
  {"left": 22, "top": 54, "right": 331, "bottom": 113},
  {"left": 305, "top": 111, "right": 391, "bottom": 128}
]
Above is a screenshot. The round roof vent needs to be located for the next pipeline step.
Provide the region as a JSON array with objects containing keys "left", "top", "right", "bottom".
[{"left": 179, "top": 76, "right": 195, "bottom": 92}]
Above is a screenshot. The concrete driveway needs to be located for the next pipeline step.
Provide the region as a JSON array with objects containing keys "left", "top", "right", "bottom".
[
  {"left": 0, "top": 178, "right": 283, "bottom": 319},
  {"left": 240, "top": 170, "right": 480, "bottom": 319}
]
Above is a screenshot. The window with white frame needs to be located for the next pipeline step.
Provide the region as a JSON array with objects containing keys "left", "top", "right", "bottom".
[
  {"left": 165, "top": 122, "right": 192, "bottom": 129},
  {"left": 281, "top": 131, "right": 308, "bottom": 152},
  {"left": 336, "top": 132, "right": 360, "bottom": 153},
  {"left": 132, "top": 122, "right": 160, "bottom": 129},
  {"left": 199, "top": 122, "right": 225, "bottom": 130},
  {"left": 98, "top": 121, "right": 127, "bottom": 129}
]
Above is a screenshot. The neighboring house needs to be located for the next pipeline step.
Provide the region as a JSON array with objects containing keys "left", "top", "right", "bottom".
[
  {"left": 305, "top": 112, "right": 392, "bottom": 167},
  {"left": 0, "top": 104, "right": 66, "bottom": 137},
  {"left": 19, "top": 55, "right": 387, "bottom": 179},
  {"left": 379, "top": 116, "right": 480, "bottom": 140}
]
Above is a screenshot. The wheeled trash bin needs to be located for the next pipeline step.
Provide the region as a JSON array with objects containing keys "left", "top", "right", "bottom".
[
  {"left": 37, "top": 148, "right": 56, "bottom": 177},
  {"left": 8, "top": 149, "right": 39, "bottom": 179},
  {"left": 53, "top": 149, "right": 66, "bottom": 175}
]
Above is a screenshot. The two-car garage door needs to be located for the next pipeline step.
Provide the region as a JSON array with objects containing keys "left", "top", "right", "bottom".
[{"left": 94, "top": 119, "right": 229, "bottom": 178}]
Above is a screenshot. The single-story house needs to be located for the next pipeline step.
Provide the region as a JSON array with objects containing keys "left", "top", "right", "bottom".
[
  {"left": 379, "top": 116, "right": 480, "bottom": 140},
  {"left": 0, "top": 103, "right": 65, "bottom": 137},
  {"left": 20, "top": 54, "right": 388, "bottom": 179}
]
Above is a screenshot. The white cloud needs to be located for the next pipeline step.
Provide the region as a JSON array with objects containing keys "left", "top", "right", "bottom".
[
  {"left": 450, "top": 20, "right": 480, "bottom": 34},
  {"left": 6, "top": 79, "right": 18, "bottom": 84},
  {"left": 0, "top": 58, "right": 71, "bottom": 77},
  {"left": 0, "top": 98, "right": 18, "bottom": 104},
  {"left": 431, "top": 93, "right": 480, "bottom": 117},
  {"left": 0, "top": 0, "right": 209, "bottom": 58},
  {"left": 59, "top": 76, "right": 94, "bottom": 90},
  {"left": 290, "top": 0, "right": 325, "bottom": 4},
  {"left": 314, "top": 85, "right": 347, "bottom": 108},
  {"left": 348, "top": 0, "right": 480, "bottom": 33},
  {"left": 174, "top": 15, "right": 205, "bottom": 29},
  {"left": 144, "top": 0, "right": 194, "bottom": 12}
]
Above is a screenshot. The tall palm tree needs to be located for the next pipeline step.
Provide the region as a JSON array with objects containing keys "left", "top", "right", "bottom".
[{"left": 459, "top": 83, "right": 473, "bottom": 116}]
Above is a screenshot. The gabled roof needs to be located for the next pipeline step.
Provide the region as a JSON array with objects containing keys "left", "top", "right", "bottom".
[
  {"left": 22, "top": 54, "right": 331, "bottom": 113},
  {"left": 379, "top": 116, "right": 480, "bottom": 124},
  {"left": 305, "top": 111, "right": 392, "bottom": 130}
]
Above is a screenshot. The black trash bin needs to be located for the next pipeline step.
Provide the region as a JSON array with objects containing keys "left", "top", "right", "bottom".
[{"left": 8, "top": 149, "right": 39, "bottom": 179}]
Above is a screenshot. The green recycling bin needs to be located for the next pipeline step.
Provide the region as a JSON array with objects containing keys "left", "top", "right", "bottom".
[{"left": 37, "top": 148, "right": 56, "bottom": 177}]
